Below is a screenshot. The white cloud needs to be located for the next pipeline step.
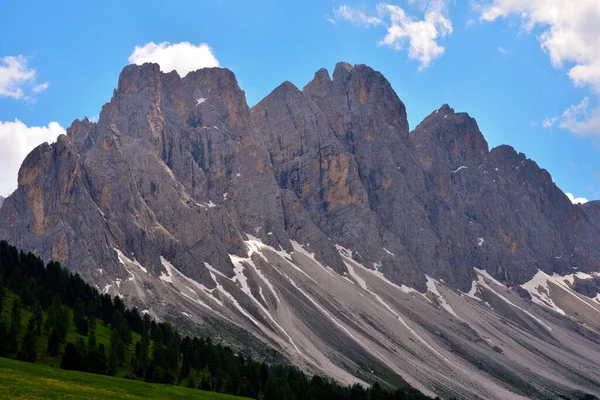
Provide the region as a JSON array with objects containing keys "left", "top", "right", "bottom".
[
  {"left": 478, "top": 1, "right": 600, "bottom": 135},
  {"left": 32, "top": 82, "right": 49, "bottom": 93},
  {"left": 543, "top": 97, "right": 600, "bottom": 136},
  {"left": 565, "top": 192, "right": 588, "bottom": 205},
  {"left": 0, "top": 119, "right": 65, "bottom": 196},
  {"left": 128, "top": 42, "right": 220, "bottom": 77},
  {"left": 479, "top": 1, "right": 600, "bottom": 91},
  {"left": 335, "top": 5, "right": 382, "bottom": 27},
  {"left": 542, "top": 116, "right": 557, "bottom": 128},
  {"left": 0, "top": 55, "right": 48, "bottom": 100},
  {"left": 559, "top": 97, "right": 600, "bottom": 136},
  {"left": 335, "top": 1, "right": 452, "bottom": 69}
]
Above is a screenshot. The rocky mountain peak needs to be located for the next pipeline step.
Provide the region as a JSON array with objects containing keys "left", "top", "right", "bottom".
[{"left": 412, "top": 104, "right": 489, "bottom": 171}]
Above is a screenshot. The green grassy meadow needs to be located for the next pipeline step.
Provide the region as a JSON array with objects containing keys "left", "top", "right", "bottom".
[{"left": 0, "top": 356, "right": 249, "bottom": 400}]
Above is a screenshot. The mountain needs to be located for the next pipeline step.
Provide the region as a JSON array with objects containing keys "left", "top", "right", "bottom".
[
  {"left": 1, "top": 62, "right": 600, "bottom": 399},
  {"left": 0, "top": 196, "right": 4, "bottom": 209}
]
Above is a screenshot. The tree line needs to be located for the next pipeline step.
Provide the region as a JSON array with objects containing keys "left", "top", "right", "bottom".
[{"left": 0, "top": 240, "right": 432, "bottom": 400}]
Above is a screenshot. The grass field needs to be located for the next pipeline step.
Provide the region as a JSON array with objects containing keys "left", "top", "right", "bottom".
[{"left": 0, "top": 357, "right": 249, "bottom": 400}]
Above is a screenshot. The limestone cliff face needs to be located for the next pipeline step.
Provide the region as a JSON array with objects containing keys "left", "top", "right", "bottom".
[{"left": 2, "top": 61, "right": 600, "bottom": 293}]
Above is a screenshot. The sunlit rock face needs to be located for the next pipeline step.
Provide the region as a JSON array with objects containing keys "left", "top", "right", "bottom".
[{"left": 2, "top": 62, "right": 600, "bottom": 399}]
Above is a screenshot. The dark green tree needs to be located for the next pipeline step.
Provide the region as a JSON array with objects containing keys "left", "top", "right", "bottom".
[
  {"left": 47, "top": 329, "right": 61, "bottom": 356},
  {"left": 7, "top": 297, "right": 22, "bottom": 353},
  {"left": 84, "top": 342, "right": 107, "bottom": 375},
  {"left": 60, "top": 342, "right": 82, "bottom": 370},
  {"left": 109, "top": 310, "right": 127, "bottom": 367},
  {"left": 73, "top": 297, "right": 88, "bottom": 335},
  {"left": 17, "top": 316, "right": 37, "bottom": 362},
  {"left": 76, "top": 337, "right": 86, "bottom": 357},
  {"left": 369, "top": 382, "right": 385, "bottom": 400},
  {"left": 32, "top": 302, "right": 43, "bottom": 336},
  {"left": 133, "top": 328, "right": 150, "bottom": 377},
  {"left": 88, "top": 327, "right": 97, "bottom": 350}
]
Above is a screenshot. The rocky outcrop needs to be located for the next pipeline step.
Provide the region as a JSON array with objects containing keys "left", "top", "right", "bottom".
[
  {"left": 1, "top": 62, "right": 600, "bottom": 399},
  {"left": 0, "top": 196, "right": 4, "bottom": 209}
]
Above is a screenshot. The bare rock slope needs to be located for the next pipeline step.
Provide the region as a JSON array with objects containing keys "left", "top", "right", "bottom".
[{"left": 2, "top": 62, "right": 600, "bottom": 399}]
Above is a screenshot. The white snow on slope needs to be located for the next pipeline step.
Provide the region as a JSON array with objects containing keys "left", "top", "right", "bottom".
[
  {"left": 115, "top": 248, "right": 148, "bottom": 273},
  {"left": 521, "top": 269, "right": 600, "bottom": 316},
  {"left": 474, "top": 268, "right": 552, "bottom": 331},
  {"left": 159, "top": 256, "right": 174, "bottom": 283},
  {"left": 426, "top": 275, "right": 459, "bottom": 318},
  {"left": 334, "top": 245, "right": 422, "bottom": 296}
]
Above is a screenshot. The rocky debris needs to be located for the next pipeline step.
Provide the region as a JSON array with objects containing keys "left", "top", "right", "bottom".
[{"left": 2, "top": 62, "right": 600, "bottom": 399}]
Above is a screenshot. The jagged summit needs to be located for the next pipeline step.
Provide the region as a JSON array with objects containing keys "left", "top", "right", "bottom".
[{"left": 2, "top": 62, "right": 600, "bottom": 399}]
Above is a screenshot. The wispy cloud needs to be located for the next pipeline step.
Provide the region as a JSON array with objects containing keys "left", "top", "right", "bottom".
[
  {"left": 542, "top": 116, "right": 558, "bottom": 129},
  {"left": 335, "top": 5, "right": 382, "bottom": 27},
  {"left": 497, "top": 46, "right": 510, "bottom": 56},
  {"left": 542, "top": 97, "right": 600, "bottom": 137},
  {"left": 334, "top": 1, "right": 452, "bottom": 70},
  {"left": 0, "top": 55, "right": 48, "bottom": 100}
]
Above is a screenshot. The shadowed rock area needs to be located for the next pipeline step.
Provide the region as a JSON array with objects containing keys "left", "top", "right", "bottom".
[{"left": 1, "top": 62, "right": 600, "bottom": 399}]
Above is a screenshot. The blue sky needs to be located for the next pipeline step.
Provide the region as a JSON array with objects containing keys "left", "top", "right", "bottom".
[{"left": 1, "top": 0, "right": 599, "bottom": 202}]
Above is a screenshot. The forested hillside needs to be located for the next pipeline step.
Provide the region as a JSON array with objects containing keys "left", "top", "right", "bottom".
[{"left": 0, "top": 240, "right": 431, "bottom": 400}]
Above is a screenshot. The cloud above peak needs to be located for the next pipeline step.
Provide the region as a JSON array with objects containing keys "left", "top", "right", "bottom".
[
  {"left": 478, "top": 0, "right": 600, "bottom": 136},
  {"left": 128, "top": 42, "right": 220, "bottom": 77},
  {"left": 0, "top": 55, "right": 49, "bottom": 100},
  {"left": 479, "top": 0, "right": 600, "bottom": 92},
  {"left": 335, "top": 1, "right": 452, "bottom": 70},
  {"left": 565, "top": 192, "right": 588, "bottom": 205}
]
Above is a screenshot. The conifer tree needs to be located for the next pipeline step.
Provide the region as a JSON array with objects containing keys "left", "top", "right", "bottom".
[
  {"left": 17, "top": 316, "right": 37, "bottom": 362},
  {"left": 7, "top": 297, "right": 22, "bottom": 353},
  {"left": 60, "top": 342, "right": 82, "bottom": 370},
  {"left": 73, "top": 297, "right": 88, "bottom": 335},
  {"left": 109, "top": 310, "right": 127, "bottom": 369},
  {"left": 32, "top": 302, "right": 43, "bottom": 336}
]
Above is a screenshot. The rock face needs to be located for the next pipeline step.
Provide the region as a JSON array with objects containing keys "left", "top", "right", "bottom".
[
  {"left": 2, "top": 62, "right": 600, "bottom": 399},
  {"left": 0, "top": 196, "right": 4, "bottom": 209}
]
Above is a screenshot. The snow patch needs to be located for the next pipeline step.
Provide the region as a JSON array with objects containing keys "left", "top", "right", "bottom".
[
  {"left": 425, "top": 276, "right": 459, "bottom": 318},
  {"left": 383, "top": 247, "right": 395, "bottom": 257},
  {"left": 521, "top": 269, "right": 600, "bottom": 316},
  {"left": 450, "top": 166, "right": 468, "bottom": 174},
  {"left": 477, "top": 237, "right": 484, "bottom": 247},
  {"left": 159, "top": 257, "right": 174, "bottom": 283},
  {"left": 196, "top": 98, "right": 206, "bottom": 105},
  {"left": 464, "top": 281, "right": 480, "bottom": 300},
  {"left": 114, "top": 248, "right": 148, "bottom": 273},
  {"left": 474, "top": 268, "right": 552, "bottom": 331},
  {"left": 336, "top": 245, "right": 424, "bottom": 297}
]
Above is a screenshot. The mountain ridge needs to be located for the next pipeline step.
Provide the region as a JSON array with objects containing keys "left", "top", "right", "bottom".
[{"left": 1, "top": 61, "right": 600, "bottom": 399}]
